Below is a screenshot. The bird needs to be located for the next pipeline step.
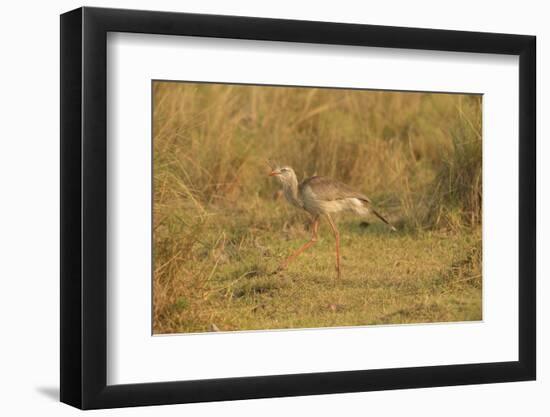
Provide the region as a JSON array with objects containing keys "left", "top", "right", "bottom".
[{"left": 268, "top": 162, "right": 396, "bottom": 279}]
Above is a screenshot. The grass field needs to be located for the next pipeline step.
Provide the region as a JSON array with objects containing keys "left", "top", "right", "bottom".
[{"left": 152, "top": 81, "right": 482, "bottom": 334}]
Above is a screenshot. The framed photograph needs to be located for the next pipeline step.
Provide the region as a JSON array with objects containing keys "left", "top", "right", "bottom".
[{"left": 60, "top": 6, "right": 536, "bottom": 409}]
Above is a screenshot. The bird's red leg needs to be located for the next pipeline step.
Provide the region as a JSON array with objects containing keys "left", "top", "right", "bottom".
[
  {"left": 325, "top": 214, "right": 341, "bottom": 279},
  {"left": 279, "top": 216, "right": 320, "bottom": 270}
]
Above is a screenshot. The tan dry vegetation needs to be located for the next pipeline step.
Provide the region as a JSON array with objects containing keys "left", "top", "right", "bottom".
[{"left": 152, "top": 81, "right": 482, "bottom": 334}]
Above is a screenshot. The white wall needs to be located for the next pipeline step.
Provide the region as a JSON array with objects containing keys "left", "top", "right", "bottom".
[{"left": 0, "top": 0, "right": 545, "bottom": 415}]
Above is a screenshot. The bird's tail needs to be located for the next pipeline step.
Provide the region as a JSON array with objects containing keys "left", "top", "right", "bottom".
[{"left": 371, "top": 208, "right": 397, "bottom": 232}]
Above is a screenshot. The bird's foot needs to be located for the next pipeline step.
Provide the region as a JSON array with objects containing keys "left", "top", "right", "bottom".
[{"left": 270, "top": 262, "right": 288, "bottom": 275}]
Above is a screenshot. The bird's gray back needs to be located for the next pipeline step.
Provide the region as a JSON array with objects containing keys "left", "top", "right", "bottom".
[
  {"left": 298, "top": 176, "right": 372, "bottom": 216},
  {"left": 299, "top": 176, "right": 371, "bottom": 203}
]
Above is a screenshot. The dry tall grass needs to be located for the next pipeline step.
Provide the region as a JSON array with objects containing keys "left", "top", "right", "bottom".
[{"left": 152, "top": 81, "right": 482, "bottom": 334}]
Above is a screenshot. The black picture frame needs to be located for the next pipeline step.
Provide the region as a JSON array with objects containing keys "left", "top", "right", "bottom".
[{"left": 60, "top": 6, "right": 536, "bottom": 410}]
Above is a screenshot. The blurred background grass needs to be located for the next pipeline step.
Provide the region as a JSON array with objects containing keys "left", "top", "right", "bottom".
[{"left": 153, "top": 81, "right": 482, "bottom": 334}]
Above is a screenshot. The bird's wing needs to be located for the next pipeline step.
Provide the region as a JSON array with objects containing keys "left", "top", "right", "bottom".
[{"left": 300, "top": 176, "right": 372, "bottom": 203}]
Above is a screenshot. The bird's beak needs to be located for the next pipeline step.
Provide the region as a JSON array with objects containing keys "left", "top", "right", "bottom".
[{"left": 269, "top": 170, "right": 280, "bottom": 177}]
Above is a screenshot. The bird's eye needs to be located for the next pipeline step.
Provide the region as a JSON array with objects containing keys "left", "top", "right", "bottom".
[{"left": 280, "top": 168, "right": 288, "bottom": 172}]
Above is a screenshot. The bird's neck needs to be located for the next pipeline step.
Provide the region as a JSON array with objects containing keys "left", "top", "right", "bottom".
[{"left": 282, "top": 176, "right": 302, "bottom": 208}]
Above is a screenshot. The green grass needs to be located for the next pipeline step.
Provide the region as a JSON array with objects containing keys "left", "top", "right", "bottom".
[{"left": 153, "top": 206, "right": 481, "bottom": 334}]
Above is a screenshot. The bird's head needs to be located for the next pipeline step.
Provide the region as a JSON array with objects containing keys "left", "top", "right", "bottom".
[{"left": 268, "top": 165, "right": 297, "bottom": 185}]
